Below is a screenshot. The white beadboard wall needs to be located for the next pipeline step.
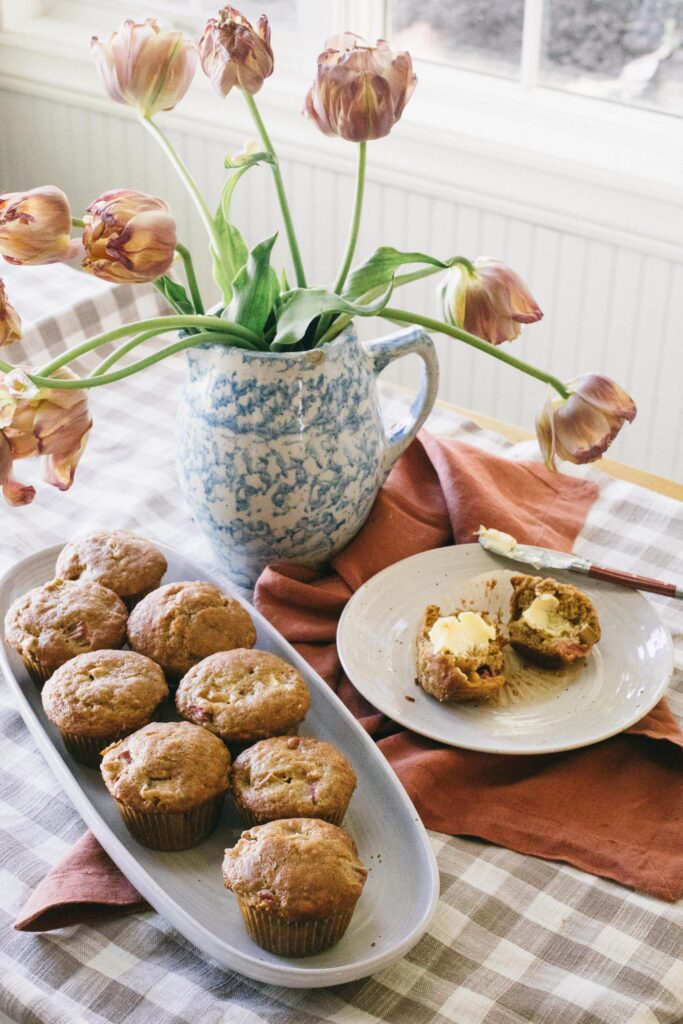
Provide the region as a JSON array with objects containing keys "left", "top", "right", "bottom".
[{"left": 1, "top": 88, "right": 682, "bottom": 480}]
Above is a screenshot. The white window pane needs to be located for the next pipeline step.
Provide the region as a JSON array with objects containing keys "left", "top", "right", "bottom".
[
  {"left": 389, "top": 0, "right": 524, "bottom": 79},
  {"left": 540, "top": 0, "right": 683, "bottom": 115}
]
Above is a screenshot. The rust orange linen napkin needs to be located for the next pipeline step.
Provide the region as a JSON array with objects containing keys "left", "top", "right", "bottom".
[{"left": 14, "top": 433, "right": 683, "bottom": 931}]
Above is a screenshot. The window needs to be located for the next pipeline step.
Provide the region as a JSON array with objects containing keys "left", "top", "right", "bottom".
[{"left": 388, "top": 0, "right": 683, "bottom": 116}]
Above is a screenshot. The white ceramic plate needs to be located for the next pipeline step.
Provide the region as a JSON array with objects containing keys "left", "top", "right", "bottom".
[
  {"left": 337, "top": 544, "right": 673, "bottom": 756},
  {"left": 0, "top": 544, "right": 439, "bottom": 988}
]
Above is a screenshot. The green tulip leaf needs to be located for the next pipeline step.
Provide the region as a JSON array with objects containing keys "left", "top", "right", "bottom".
[
  {"left": 343, "top": 247, "right": 457, "bottom": 302},
  {"left": 273, "top": 283, "right": 393, "bottom": 350},
  {"left": 224, "top": 150, "right": 275, "bottom": 170},
  {"left": 211, "top": 158, "right": 272, "bottom": 306},
  {"left": 225, "top": 233, "right": 279, "bottom": 338},
  {"left": 155, "top": 275, "right": 196, "bottom": 317}
]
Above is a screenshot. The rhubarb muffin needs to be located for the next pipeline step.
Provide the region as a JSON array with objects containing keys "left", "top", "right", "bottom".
[
  {"left": 101, "top": 721, "right": 230, "bottom": 850},
  {"left": 231, "top": 736, "right": 357, "bottom": 827},
  {"left": 4, "top": 578, "right": 128, "bottom": 685},
  {"left": 41, "top": 650, "right": 168, "bottom": 767},
  {"left": 176, "top": 649, "right": 311, "bottom": 751},
  {"left": 508, "top": 575, "right": 601, "bottom": 667},
  {"left": 223, "top": 818, "right": 368, "bottom": 956},
  {"left": 416, "top": 605, "right": 506, "bottom": 702},
  {"left": 56, "top": 530, "right": 167, "bottom": 608},
  {"left": 127, "top": 581, "right": 256, "bottom": 682}
]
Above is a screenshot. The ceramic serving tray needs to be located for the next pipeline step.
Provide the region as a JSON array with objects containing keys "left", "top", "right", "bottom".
[
  {"left": 337, "top": 544, "right": 674, "bottom": 756},
  {"left": 0, "top": 544, "right": 439, "bottom": 988}
]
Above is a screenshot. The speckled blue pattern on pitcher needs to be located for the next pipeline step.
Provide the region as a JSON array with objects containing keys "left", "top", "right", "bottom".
[{"left": 177, "top": 325, "right": 439, "bottom": 587}]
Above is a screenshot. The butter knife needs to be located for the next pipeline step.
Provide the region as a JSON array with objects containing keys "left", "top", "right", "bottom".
[{"left": 477, "top": 534, "right": 683, "bottom": 600}]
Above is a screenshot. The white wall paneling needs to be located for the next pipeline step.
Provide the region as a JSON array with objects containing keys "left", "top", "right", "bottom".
[{"left": 1, "top": 85, "right": 681, "bottom": 479}]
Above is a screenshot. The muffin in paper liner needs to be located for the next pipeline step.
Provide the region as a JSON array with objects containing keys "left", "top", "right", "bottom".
[
  {"left": 21, "top": 652, "right": 52, "bottom": 688},
  {"left": 237, "top": 898, "right": 355, "bottom": 957},
  {"left": 113, "top": 792, "right": 225, "bottom": 851}
]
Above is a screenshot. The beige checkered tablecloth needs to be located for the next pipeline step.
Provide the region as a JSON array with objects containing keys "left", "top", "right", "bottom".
[{"left": 0, "top": 262, "right": 681, "bottom": 1024}]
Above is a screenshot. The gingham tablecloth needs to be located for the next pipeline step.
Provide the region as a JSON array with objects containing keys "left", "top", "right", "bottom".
[{"left": 1, "top": 263, "right": 682, "bottom": 1024}]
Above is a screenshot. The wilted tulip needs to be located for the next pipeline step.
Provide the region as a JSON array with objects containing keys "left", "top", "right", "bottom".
[
  {"left": 304, "top": 33, "right": 417, "bottom": 142},
  {"left": 0, "top": 280, "right": 22, "bottom": 347},
  {"left": 0, "top": 367, "right": 92, "bottom": 505},
  {"left": 440, "top": 258, "right": 543, "bottom": 346},
  {"left": 0, "top": 187, "right": 77, "bottom": 266},
  {"left": 536, "top": 375, "right": 637, "bottom": 471},
  {"left": 199, "top": 6, "right": 274, "bottom": 97},
  {"left": 82, "top": 189, "right": 177, "bottom": 284},
  {"left": 91, "top": 19, "right": 196, "bottom": 118}
]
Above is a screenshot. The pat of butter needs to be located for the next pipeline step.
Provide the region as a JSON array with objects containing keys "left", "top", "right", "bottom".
[
  {"left": 428, "top": 612, "right": 495, "bottom": 658},
  {"left": 477, "top": 525, "right": 518, "bottom": 556},
  {"left": 521, "top": 593, "right": 573, "bottom": 637}
]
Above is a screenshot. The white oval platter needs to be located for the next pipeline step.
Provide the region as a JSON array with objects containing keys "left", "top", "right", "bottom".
[
  {"left": 337, "top": 544, "right": 673, "bottom": 756},
  {"left": 0, "top": 544, "right": 439, "bottom": 988}
]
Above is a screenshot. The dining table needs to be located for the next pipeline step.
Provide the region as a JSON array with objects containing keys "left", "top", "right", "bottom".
[{"left": 0, "top": 260, "right": 681, "bottom": 1024}]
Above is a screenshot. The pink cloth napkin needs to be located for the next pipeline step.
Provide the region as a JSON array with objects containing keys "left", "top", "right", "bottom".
[{"left": 15, "top": 433, "right": 683, "bottom": 931}]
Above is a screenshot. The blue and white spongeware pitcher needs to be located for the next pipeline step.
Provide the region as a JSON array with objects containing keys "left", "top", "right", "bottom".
[{"left": 177, "top": 324, "right": 439, "bottom": 588}]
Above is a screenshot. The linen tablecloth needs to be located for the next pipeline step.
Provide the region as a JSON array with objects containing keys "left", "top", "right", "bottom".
[{"left": 1, "top": 262, "right": 681, "bottom": 1024}]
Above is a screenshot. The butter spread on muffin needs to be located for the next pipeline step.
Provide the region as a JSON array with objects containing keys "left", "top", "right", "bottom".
[
  {"left": 508, "top": 575, "right": 601, "bottom": 667},
  {"left": 416, "top": 604, "right": 506, "bottom": 702},
  {"left": 176, "top": 649, "right": 311, "bottom": 745},
  {"left": 41, "top": 650, "right": 168, "bottom": 767},
  {"left": 231, "top": 736, "right": 356, "bottom": 826},
  {"left": 127, "top": 581, "right": 256, "bottom": 681},
  {"left": 223, "top": 818, "right": 368, "bottom": 956},
  {"left": 4, "top": 578, "right": 128, "bottom": 685},
  {"left": 56, "top": 530, "right": 167, "bottom": 608}
]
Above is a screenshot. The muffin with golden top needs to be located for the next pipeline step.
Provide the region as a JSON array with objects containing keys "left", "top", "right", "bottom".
[
  {"left": 127, "top": 581, "right": 256, "bottom": 682},
  {"left": 231, "top": 736, "right": 356, "bottom": 827},
  {"left": 416, "top": 604, "right": 506, "bottom": 702},
  {"left": 176, "top": 649, "right": 310, "bottom": 751},
  {"left": 41, "top": 650, "right": 168, "bottom": 767},
  {"left": 56, "top": 529, "right": 167, "bottom": 608},
  {"left": 508, "top": 574, "right": 601, "bottom": 667},
  {"left": 4, "top": 578, "right": 128, "bottom": 685},
  {"left": 101, "top": 721, "right": 230, "bottom": 850},
  {"left": 223, "top": 818, "right": 368, "bottom": 956}
]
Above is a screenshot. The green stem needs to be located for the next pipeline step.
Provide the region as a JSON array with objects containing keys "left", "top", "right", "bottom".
[
  {"left": 71, "top": 217, "right": 85, "bottom": 229},
  {"left": 0, "top": 357, "right": 13, "bottom": 373},
  {"left": 383, "top": 307, "right": 571, "bottom": 397},
  {"left": 244, "top": 92, "right": 307, "bottom": 288},
  {"left": 37, "top": 315, "right": 259, "bottom": 377},
  {"left": 91, "top": 329, "right": 170, "bottom": 376},
  {"left": 139, "top": 115, "right": 223, "bottom": 260},
  {"left": 28, "top": 332, "right": 258, "bottom": 391},
  {"left": 175, "top": 243, "right": 204, "bottom": 314},
  {"left": 334, "top": 141, "right": 367, "bottom": 294}
]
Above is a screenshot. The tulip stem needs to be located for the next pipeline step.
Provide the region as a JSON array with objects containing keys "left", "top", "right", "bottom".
[
  {"left": 334, "top": 141, "right": 367, "bottom": 295},
  {"left": 139, "top": 115, "right": 224, "bottom": 264},
  {"left": 382, "top": 307, "right": 572, "bottom": 397},
  {"left": 0, "top": 357, "right": 12, "bottom": 373},
  {"left": 71, "top": 218, "right": 86, "bottom": 229},
  {"left": 175, "top": 243, "right": 205, "bottom": 314},
  {"left": 243, "top": 92, "right": 307, "bottom": 288},
  {"left": 90, "top": 329, "right": 172, "bottom": 376},
  {"left": 27, "top": 332, "right": 261, "bottom": 392},
  {"left": 37, "top": 315, "right": 260, "bottom": 377}
]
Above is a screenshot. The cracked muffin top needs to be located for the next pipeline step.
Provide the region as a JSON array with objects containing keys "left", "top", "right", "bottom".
[
  {"left": 222, "top": 818, "right": 368, "bottom": 920},
  {"left": 175, "top": 649, "right": 311, "bottom": 742},
  {"left": 231, "top": 736, "right": 356, "bottom": 821},
  {"left": 42, "top": 650, "right": 168, "bottom": 737},
  {"left": 126, "top": 581, "right": 256, "bottom": 680},
  {"left": 4, "top": 578, "right": 128, "bottom": 681},
  {"left": 56, "top": 530, "right": 167, "bottom": 605},
  {"left": 100, "top": 720, "right": 230, "bottom": 813}
]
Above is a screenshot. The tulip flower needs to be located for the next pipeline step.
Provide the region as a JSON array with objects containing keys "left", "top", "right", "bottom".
[
  {"left": 91, "top": 19, "right": 196, "bottom": 118},
  {"left": 304, "top": 33, "right": 417, "bottom": 142},
  {"left": 0, "top": 368, "right": 92, "bottom": 505},
  {"left": 440, "top": 258, "right": 543, "bottom": 346},
  {"left": 0, "top": 187, "right": 78, "bottom": 266},
  {"left": 536, "top": 375, "right": 637, "bottom": 470},
  {"left": 82, "top": 189, "right": 177, "bottom": 284},
  {"left": 199, "top": 6, "right": 274, "bottom": 97},
  {"left": 0, "top": 280, "right": 22, "bottom": 347}
]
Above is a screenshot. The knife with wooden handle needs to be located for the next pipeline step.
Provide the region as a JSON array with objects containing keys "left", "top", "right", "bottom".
[{"left": 477, "top": 533, "right": 683, "bottom": 600}]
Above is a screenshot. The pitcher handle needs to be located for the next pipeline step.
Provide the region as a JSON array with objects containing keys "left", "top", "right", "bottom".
[{"left": 364, "top": 325, "right": 440, "bottom": 477}]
